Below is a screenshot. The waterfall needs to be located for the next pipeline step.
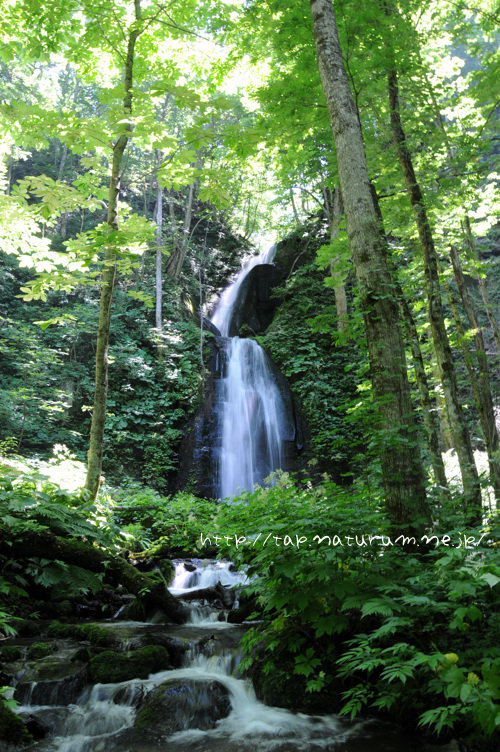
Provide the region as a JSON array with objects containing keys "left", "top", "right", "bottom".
[{"left": 210, "top": 246, "right": 289, "bottom": 499}]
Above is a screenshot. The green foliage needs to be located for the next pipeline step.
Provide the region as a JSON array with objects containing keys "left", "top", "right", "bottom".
[
  {"left": 260, "top": 241, "right": 365, "bottom": 479},
  {"left": 215, "top": 476, "right": 500, "bottom": 742},
  {"left": 113, "top": 483, "right": 217, "bottom": 554},
  {"left": 0, "top": 472, "right": 120, "bottom": 548}
]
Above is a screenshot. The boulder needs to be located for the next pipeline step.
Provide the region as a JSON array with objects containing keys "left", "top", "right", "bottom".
[
  {"left": 134, "top": 678, "right": 231, "bottom": 737},
  {"left": 14, "top": 658, "right": 89, "bottom": 705},
  {"left": 89, "top": 645, "right": 172, "bottom": 683}
]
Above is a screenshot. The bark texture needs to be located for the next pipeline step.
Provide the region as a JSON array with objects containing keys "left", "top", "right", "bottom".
[
  {"left": 450, "top": 245, "right": 500, "bottom": 500},
  {"left": 85, "top": 0, "right": 142, "bottom": 500},
  {"left": 398, "top": 292, "right": 449, "bottom": 491},
  {"left": 310, "top": 0, "right": 428, "bottom": 528},
  {"left": 155, "top": 182, "right": 163, "bottom": 334},
  {"left": 387, "top": 67, "right": 481, "bottom": 521}
]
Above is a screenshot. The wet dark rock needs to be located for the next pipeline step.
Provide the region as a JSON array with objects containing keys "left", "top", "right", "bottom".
[
  {"left": 14, "top": 659, "right": 89, "bottom": 705},
  {"left": 27, "top": 642, "right": 51, "bottom": 659},
  {"left": 0, "top": 703, "right": 33, "bottom": 745},
  {"left": 113, "top": 683, "right": 148, "bottom": 707},
  {"left": 179, "top": 583, "right": 235, "bottom": 609},
  {"left": 118, "top": 597, "right": 146, "bottom": 622},
  {"left": 228, "top": 593, "right": 259, "bottom": 623},
  {"left": 24, "top": 714, "right": 50, "bottom": 740},
  {"left": 134, "top": 678, "right": 231, "bottom": 737},
  {"left": 89, "top": 645, "right": 172, "bottom": 683},
  {"left": 226, "top": 263, "right": 283, "bottom": 337},
  {"left": 47, "top": 621, "right": 117, "bottom": 648},
  {"left": 0, "top": 645, "right": 22, "bottom": 662}
]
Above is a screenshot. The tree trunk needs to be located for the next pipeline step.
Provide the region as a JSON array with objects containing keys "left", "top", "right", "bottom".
[
  {"left": 155, "top": 182, "right": 163, "bottom": 334},
  {"left": 387, "top": 67, "right": 481, "bottom": 522},
  {"left": 424, "top": 74, "right": 500, "bottom": 358},
  {"left": 462, "top": 216, "right": 500, "bottom": 356},
  {"left": 397, "top": 292, "right": 449, "bottom": 491},
  {"left": 310, "top": 0, "right": 428, "bottom": 530},
  {"left": 328, "top": 187, "right": 348, "bottom": 332},
  {"left": 84, "top": 0, "right": 142, "bottom": 501},
  {"left": 165, "top": 179, "right": 197, "bottom": 280},
  {"left": 449, "top": 245, "right": 500, "bottom": 499}
]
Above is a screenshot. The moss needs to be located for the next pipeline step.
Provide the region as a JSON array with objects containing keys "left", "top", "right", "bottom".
[
  {"left": 0, "top": 645, "right": 22, "bottom": 662},
  {"left": 47, "top": 621, "right": 115, "bottom": 647},
  {"left": 0, "top": 702, "right": 33, "bottom": 744},
  {"left": 89, "top": 645, "right": 171, "bottom": 683},
  {"left": 121, "top": 598, "right": 146, "bottom": 621},
  {"left": 28, "top": 642, "right": 51, "bottom": 659},
  {"left": 134, "top": 690, "right": 164, "bottom": 729},
  {"left": 157, "top": 559, "right": 174, "bottom": 585}
]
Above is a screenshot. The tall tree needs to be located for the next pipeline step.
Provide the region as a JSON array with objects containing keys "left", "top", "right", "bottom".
[
  {"left": 84, "top": 0, "right": 143, "bottom": 499},
  {"left": 309, "top": 0, "right": 428, "bottom": 528},
  {"left": 387, "top": 64, "right": 481, "bottom": 521}
]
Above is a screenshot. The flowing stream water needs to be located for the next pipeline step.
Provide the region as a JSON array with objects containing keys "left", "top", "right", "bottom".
[
  {"left": 210, "top": 246, "right": 290, "bottom": 499},
  {"left": 11, "top": 561, "right": 418, "bottom": 752}
]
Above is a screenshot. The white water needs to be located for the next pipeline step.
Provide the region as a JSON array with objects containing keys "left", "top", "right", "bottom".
[
  {"left": 13, "top": 560, "right": 413, "bottom": 751},
  {"left": 169, "top": 559, "right": 249, "bottom": 596},
  {"left": 210, "top": 245, "right": 290, "bottom": 499},
  {"left": 211, "top": 245, "right": 277, "bottom": 337}
]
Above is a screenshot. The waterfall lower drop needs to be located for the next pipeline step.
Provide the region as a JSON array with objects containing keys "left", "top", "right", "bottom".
[{"left": 211, "top": 245, "right": 289, "bottom": 499}]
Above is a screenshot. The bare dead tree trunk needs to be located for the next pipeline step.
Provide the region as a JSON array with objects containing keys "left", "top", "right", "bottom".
[{"left": 310, "top": 0, "right": 428, "bottom": 530}]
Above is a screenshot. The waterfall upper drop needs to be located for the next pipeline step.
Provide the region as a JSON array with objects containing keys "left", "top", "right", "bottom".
[
  {"left": 175, "top": 244, "right": 305, "bottom": 499},
  {"left": 211, "top": 245, "right": 291, "bottom": 499}
]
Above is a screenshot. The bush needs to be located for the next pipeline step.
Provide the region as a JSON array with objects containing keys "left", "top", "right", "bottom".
[{"left": 214, "top": 475, "right": 500, "bottom": 745}]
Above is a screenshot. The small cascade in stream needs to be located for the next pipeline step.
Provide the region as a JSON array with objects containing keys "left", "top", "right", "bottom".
[
  {"left": 8, "top": 558, "right": 418, "bottom": 752},
  {"left": 210, "top": 245, "right": 291, "bottom": 499}
]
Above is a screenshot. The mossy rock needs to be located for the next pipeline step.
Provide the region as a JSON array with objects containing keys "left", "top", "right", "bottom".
[
  {"left": 0, "top": 645, "right": 22, "bottom": 662},
  {"left": 47, "top": 621, "right": 116, "bottom": 647},
  {"left": 89, "top": 645, "right": 171, "bottom": 683},
  {"left": 134, "top": 679, "right": 230, "bottom": 736},
  {"left": 120, "top": 597, "right": 146, "bottom": 621},
  {"left": 156, "top": 559, "right": 174, "bottom": 585},
  {"left": 251, "top": 659, "right": 341, "bottom": 714},
  {"left": 0, "top": 703, "right": 33, "bottom": 744},
  {"left": 28, "top": 642, "right": 52, "bottom": 659}
]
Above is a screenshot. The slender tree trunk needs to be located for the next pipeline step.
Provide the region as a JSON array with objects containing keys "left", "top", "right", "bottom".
[
  {"left": 387, "top": 67, "right": 481, "bottom": 522},
  {"left": 424, "top": 75, "right": 500, "bottom": 357},
  {"left": 462, "top": 216, "right": 500, "bottom": 356},
  {"left": 450, "top": 245, "right": 500, "bottom": 499},
  {"left": 398, "top": 292, "right": 449, "bottom": 491},
  {"left": 310, "top": 0, "right": 428, "bottom": 529},
  {"left": 328, "top": 187, "right": 348, "bottom": 332},
  {"left": 290, "top": 188, "right": 301, "bottom": 226},
  {"left": 164, "top": 178, "right": 196, "bottom": 279},
  {"left": 154, "top": 182, "right": 163, "bottom": 334},
  {"left": 84, "top": 0, "right": 142, "bottom": 501}
]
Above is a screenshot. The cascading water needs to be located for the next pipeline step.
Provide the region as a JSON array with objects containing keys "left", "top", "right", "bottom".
[
  {"left": 210, "top": 246, "right": 289, "bottom": 499},
  {"left": 9, "top": 559, "right": 418, "bottom": 751}
]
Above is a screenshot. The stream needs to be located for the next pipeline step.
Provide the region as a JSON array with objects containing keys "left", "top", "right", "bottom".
[{"left": 8, "top": 560, "right": 421, "bottom": 752}]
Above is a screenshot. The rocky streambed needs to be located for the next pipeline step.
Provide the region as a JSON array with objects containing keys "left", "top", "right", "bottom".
[{"left": 1, "top": 559, "right": 435, "bottom": 752}]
